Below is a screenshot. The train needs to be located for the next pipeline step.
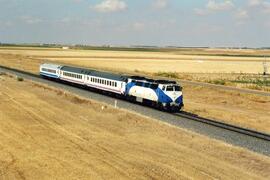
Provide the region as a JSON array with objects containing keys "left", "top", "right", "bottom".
[{"left": 40, "top": 63, "right": 184, "bottom": 111}]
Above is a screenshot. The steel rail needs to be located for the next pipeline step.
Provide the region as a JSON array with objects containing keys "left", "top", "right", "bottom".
[{"left": 175, "top": 112, "right": 270, "bottom": 141}]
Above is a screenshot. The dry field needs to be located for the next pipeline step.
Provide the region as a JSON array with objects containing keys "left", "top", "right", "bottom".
[
  {"left": 0, "top": 74, "right": 270, "bottom": 179},
  {"left": 1, "top": 47, "right": 270, "bottom": 91},
  {"left": 0, "top": 47, "right": 270, "bottom": 74},
  {"left": 0, "top": 50, "right": 270, "bottom": 133},
  {"left": 0, "top": 49, "right": 270, "bottom": 133}
]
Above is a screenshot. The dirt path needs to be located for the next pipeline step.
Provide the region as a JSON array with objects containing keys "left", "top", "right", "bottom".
[{"left": 0, "top": 75, "right": 270, "bottom": 179}]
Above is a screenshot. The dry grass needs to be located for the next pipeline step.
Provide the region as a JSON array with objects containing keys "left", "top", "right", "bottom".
[
  {"left": 0, "top": 48, "right": 269, "bottom": 74},
  {"left": 0, "top": 49, "right": 270, "bottom": 133},
  {"left": 0, "top": 75, "right": 270, "bottom": 179},
  {"left": 183, "top": 84, "right": 270, "bottom": 132}
]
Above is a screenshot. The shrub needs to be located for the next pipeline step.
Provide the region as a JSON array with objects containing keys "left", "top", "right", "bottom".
[
  {"left": 0, "top": 72, "right": 6, "bottom": 76},
  {"left": 212, "top": 79, "right": 226, "bottom": 85},
  {"left": 17, "top": 76, "right": 24, "bottom": 81},
  {"left": 207, "top": 79, "right": 226, "bottom": 85},
  {"left": 155, "top": 72, "right": 179, "bottom": 79}
]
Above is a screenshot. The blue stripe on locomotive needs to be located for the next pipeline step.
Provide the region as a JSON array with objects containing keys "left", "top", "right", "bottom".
[
  {"left": 156, "top": 88, "right": 173, "bottom": 103},
  {"left": 125, "top": 81, "right": 136, "bottom": 95},
  {"left": 125, "top": 82, "right": 174, "bottom": 103},
  {"left": 175, "top": 95, "right": 183, "bottom": 104},
  {"left": 40, "top": 72, "right": 59, "bottom": 78}
]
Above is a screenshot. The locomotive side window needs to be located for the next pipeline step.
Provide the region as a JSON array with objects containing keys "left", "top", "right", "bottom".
[
  {"left": 135, "top": 81, "right": 143, "bottom": 86},
  {"left": 150, "top": 84, "right": 158, "bottom": 89},
  {"left": 144, "top": 83, "right": 150, "bottom": 88}
]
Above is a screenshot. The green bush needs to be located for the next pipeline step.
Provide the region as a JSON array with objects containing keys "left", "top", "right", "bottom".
[
  {"left": 17, "top": 76, "right": 24, "bottom": 81},
  {"left": 155, "top": 72, "right": 179, "bottom": 79},
  {"left": 212, "top": 79, "right": 226, "bottom": 85}
]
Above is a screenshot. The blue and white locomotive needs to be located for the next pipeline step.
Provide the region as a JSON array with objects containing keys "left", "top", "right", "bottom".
[{"left": 40, "top": 63, "right": 184, "bottom": 111}]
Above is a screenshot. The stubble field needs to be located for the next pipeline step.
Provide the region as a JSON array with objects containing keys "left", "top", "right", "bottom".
[
  {"left": 0, "top": 74, "right": 269, "bottom": 179},
  {"left": 0, "top": 47, "right": 269, "bottom": 133},
  {"left": 0, "top": 47, "right": 269, "bottom": 74}
]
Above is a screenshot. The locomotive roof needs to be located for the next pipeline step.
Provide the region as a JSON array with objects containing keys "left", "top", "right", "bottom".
[
  {"left": 129, "top": 76, "right": 177, "bottom": 85},
  {"left": 61, "top": 66, "right": 128, "bottom": 81}
]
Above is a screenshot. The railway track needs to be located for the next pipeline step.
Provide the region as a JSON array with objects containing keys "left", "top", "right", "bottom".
[
  {"left": 176, "top": 112, "right": 270, "bottom": 141},
  {"left": 1, "top": 65, "right": 270, "bottom": 155}
]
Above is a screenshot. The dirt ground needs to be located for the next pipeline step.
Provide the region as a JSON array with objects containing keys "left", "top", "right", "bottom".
[
  {"left": 0, "top": 75, "right": 270, "bottom": 179},
  {"left": 0, "top": 52, "right": 270, "bottom": 133}
]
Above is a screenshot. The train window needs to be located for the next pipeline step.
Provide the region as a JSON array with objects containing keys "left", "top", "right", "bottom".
[
  {"left": 102, "top": 80, "right": 104, "bottom": 84},
  {"left": 135, "top": 81, "right": 143, "bottom": 86},
  {"left": 166, "top": 86, "right": 174, "bottom": 91},
  {"left": 115, "top": 82, "right": 117, "bottom": 87},
  {"left": 162, "top": 86, "right": 165, "bottom": 91},
  {"left": 144, "top": 83, "right": 150, "bottom": 88},
  {"left": 174, "top": 86, "right": 181, "bottom": 91},
  {"left": 150, "top": 84, "right": 158, "bottom": 89},
  {"left": 131, "top": 80, "right": 136, "bottom": 83}
]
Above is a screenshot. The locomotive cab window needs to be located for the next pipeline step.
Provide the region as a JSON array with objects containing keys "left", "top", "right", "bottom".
[
  {"left": 174, "top": 86, "right": 182, "bottom": 91},
  {"left": 166, "top": 86, "right": 174, "bottom": 91}
]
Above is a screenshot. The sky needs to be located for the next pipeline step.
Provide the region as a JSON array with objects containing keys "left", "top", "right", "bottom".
[{"left": 0, "top": 0, "right": 269, "bottom": 47}]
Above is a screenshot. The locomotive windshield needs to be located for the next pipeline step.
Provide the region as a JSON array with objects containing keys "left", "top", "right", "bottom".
[
  {"left": 166, "top": 86, "right": 174, "bottom": 91},
  {"left": 174, "top": 86, "right": 181, "bottom": 91},
  {"left": 166, "top": 85, "right": 182, "bottom": 91}
]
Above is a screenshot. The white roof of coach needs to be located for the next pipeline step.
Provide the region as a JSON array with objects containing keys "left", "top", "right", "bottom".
[{"left": 41, "top": 63, "right": 62, "bottom": 69}]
